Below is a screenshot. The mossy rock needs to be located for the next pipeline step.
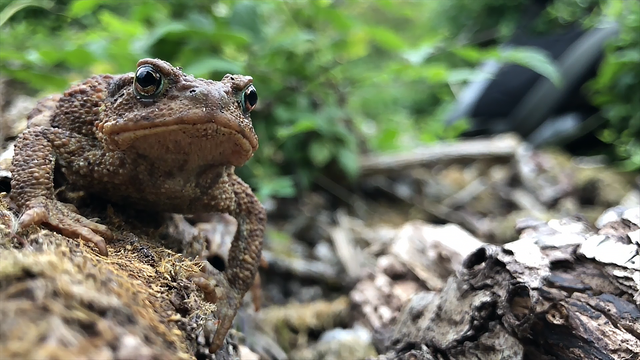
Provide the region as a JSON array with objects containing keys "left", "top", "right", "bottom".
[{"left": 0, "top": 195, "right": 236, "bottom": 360}]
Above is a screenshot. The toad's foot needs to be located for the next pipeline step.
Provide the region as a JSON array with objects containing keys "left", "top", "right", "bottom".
[
  {"left": 18, "top": 197, "right": 113, "bottom": 256},
  {"left": 190, "top": 271, "right": 242, "bottom": 353},
  {"left": 190, "top": 171, "right": 266, "bottom": 353}
]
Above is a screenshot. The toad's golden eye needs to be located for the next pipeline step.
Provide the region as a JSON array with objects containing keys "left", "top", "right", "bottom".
[
  {"left": 133, "top": 65, "right": 164, "bottom": 99},
  {"left": 241, "top": 85, "right": 258, "bottom": 113}
]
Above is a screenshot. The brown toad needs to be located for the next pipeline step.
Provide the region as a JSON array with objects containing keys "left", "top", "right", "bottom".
[{"left": 10, "top": 58, "right": 266, "bottom": 353}]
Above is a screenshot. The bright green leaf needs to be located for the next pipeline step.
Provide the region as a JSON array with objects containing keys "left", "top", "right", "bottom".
[
  {"left": 309, "top": 140, "right": 333, "bottom": 168},
  {"left": 0, "top": 0, "right": 53, "bottom": 27},
  {"left": 336, "top": 147, "right": 360, "bottom": 179},
  {"left": 276, "top": 119, "right": 318, "bottom": 140},
  {"left": 256, "top": 176, "right": 296, "bottom": 199},
  {"left": 67, "top": 0, "right": 104, "bottom": 18},
  {"left": 499, "top": 47, "right": 563, "bottom": 87}
]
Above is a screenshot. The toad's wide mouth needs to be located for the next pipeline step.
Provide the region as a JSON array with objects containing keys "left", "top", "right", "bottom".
[{"left": 98, "top": 112, "right": 258, "bottom": 152}]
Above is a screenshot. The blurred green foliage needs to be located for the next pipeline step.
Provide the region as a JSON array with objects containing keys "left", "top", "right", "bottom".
[
  {"left": 0, "top": 0, "right": 472, "bottom": 200},
  {"left": 589, "top": 0, "right": 640, "bottom": 170},
  {"left": 0, "top": 0, "right": 637, "bottom": 201}
]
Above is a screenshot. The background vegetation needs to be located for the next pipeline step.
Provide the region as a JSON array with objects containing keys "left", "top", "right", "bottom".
[{"left": 1, "top": 0, "right": 638, "bottom": 201}]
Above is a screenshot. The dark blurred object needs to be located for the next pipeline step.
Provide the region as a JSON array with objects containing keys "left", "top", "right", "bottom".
[{"left": 446, "top": 0, "right": 619, "bottom": 150}]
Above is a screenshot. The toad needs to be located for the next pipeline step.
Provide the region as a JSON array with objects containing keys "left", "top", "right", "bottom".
[{"left": 10, "top": 58, "right": 266, "bottom": 353}]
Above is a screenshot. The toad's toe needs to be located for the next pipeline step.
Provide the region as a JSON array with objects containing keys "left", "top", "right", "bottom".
[
  {"left": 19, "top": 198, "right": 111, "bottom": 256},
  {"left": 191, "top": 271, "right": 242, "bottom": 353}
]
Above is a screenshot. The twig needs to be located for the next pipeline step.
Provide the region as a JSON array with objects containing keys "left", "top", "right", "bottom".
[
  {"left": 441, "top": 177, "right": 488, "bottom": 209},
  {"left": 327, "top": 210, "right": 370, "bottom": 281},
  {"left": 261, "top": 250, "right": 345, "bottom": 286},
  {"left": 359, "top": 134, "right": 521, "bottom": 175}
]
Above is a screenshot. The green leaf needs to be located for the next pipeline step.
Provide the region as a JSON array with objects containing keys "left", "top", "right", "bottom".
[
  {"left": 67, "top": 0, "right": 105, "bottom": 18},
  {"left": 229, "top": 1, "right": 263, "bottom": 40},
  {"left": 617, "top": 48, "right": 640, "bottom": 63},
  {"left": 97, "top": 10, "right": 144, "bottom": 37},
  {"left": 256, "top": 176, "right": 296, "bottom": 199},
  {"left": 422, "top": 63, "right": 450, "bottom": 83},
  {"left": 368, "top": 26, "right": 407, "bottom": 51},
  {"left": 453, "top": 46, "right": 491, "bottom": 63},
  {"left": 0, "top": 0, "right": 53, "bottom": 27},
  {"left": 499, "top": 47, "right": 563, "bottom": 87},
  {"left": 309, "top": 140, "right": 333, "bottom": 167},
  {"left": 376, "top": 128, "right": 399, "bottom": 150},
  {"left": 402, "top": 44, "right": 437, "bottom": 65},
  {"left": 276, "top": 119, "right": 318, "bottom": 140},
  {"left": 447, "top": 68, "right": 491, "bottom": 84},
  {"left": 64, "top": 47, "right": 97, "bottom": 68},
  {"left": 133, "top": 22, "right": 192, "bottom": 53},
  {"left": 336, "top": 147, "right": 360, "bottom": 179},
  {"left": 1, "top": 68, "right": 68, "bottom": 91}
]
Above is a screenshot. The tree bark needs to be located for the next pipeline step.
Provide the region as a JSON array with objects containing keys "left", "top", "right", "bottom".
[{"left": 375, "top": 210, "right": 640, "bottom": 360}]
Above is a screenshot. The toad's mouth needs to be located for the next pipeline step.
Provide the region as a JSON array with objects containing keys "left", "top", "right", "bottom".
[{"left": 98, "top": 112, "right": 258, "bottom": 152}]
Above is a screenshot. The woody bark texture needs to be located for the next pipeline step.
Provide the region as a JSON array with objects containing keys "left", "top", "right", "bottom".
[{"left": 375, "top": 209, "right": 640, "bottom": 360}]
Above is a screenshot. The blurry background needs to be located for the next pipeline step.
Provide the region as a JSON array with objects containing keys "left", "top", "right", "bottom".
[{"left": 1, "top": 0, "right": 638, "bottom": 203}]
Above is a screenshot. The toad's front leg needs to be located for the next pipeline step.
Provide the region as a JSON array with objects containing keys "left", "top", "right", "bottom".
[
  {"left": 191, "top": 168, "right": 266, "bottom": 353},
  {"left": 11, "top": 127, "right": 113, "bottom": 255}
]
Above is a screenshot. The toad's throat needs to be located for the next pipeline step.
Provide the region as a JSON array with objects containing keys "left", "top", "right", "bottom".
[{"left": 99, "top": 112, "right": 258, "bottom": 151}]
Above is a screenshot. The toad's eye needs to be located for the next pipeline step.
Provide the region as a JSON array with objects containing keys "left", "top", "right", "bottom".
[
  {"left": 241, "top": 85, "right": 258, "bottom": 113},
  {"left": 134, "top": 65, "right": 164, "bottom": 99}
]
